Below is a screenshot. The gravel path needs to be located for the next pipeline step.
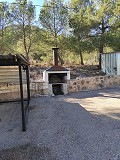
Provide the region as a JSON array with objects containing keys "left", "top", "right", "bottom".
[{"left": 0, "top": 87, "right": 120, "bottom": 160}]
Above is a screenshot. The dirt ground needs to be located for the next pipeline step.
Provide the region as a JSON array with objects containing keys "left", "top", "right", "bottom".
[
  {"left": 0, "top": 88, "right": 120, "bottom": 160},
  {"left": 68, "top": 65, "right": 106, "bottom": 78}
]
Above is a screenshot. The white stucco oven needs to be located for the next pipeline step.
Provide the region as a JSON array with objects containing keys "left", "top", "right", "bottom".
[{"left": 43, "top": 48, "right": 70, "bottom": 95}]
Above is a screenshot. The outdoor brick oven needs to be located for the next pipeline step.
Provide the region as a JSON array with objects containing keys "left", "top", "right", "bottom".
[{"left": 43, "top": 48, "right": 70, "bottom": 95}]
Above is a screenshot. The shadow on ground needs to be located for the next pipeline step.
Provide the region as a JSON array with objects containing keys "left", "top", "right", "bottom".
[{"left": 0, "top": 143, "right": 55, "bottom": 160}]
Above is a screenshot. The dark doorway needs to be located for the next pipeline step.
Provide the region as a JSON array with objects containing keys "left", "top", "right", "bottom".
[
  {"left": 52, "top": 84, "right": 64, "bottom": 95},
  {"left": 49, "top": 73, "right": 67, "bottom": 83}
]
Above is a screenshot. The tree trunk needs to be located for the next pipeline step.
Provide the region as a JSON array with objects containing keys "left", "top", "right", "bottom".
[
  {"left": 53, "top": 6, "right": 58, "bottom": 47},
  {"left": 98, "top": 19, "right": 105, "bottom": 69},
  {"left": 99, "top": 43, "right": 103, "bottom": 69},
  {"left": 22, "top": 20, "right": 31, "bottom": 62},
  {"left": 1, "top": 26, "right": 4, "bottom": 54},
  {"left": 22, "top": 20, "right": 28, "bottom": 59},
  {"left": 27, "top": 23, "right": 32, "bottom": 61},
  {"left": 79, "top": 52, "right": 84, "bottom": 65}
]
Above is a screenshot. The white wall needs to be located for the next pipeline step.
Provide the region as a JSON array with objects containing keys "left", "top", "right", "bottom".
[
  {"left": 101, "top": 52, "right": 119, "bottom": 75},
  {"left": 117, "top": 53, "right": 120, "bottom": 75}
]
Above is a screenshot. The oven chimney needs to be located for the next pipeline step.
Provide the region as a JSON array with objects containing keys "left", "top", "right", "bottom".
[{"left": 52, "top": 47, "right": 59, "bottom": 66}]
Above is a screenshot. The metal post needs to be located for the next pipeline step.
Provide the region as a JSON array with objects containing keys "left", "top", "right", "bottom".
[
  {"left": 19, "top": 63, "right": 26, "bottom": 131},
  {"left": 26, "top": 65, "right": 30, "bottom": 105}
]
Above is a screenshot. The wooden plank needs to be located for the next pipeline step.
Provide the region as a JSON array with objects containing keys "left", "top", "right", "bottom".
[
  {"left": 0, "top": 69, "right": 18, "bottom": 70},
  {"left": 0, "top": 70, "right": 26, "bottom": 78},
  {"left": 0, "top": 78, "right": 27, "bottom": 83},
  {"left": 0, "top": 79, "right": 27, "bottom": 84},
  {"left": 0, "top": 74, "right": 22, "bottom": 78},
  {"left": 0, "top": 67, "right": 18, "bottom": 69},
  {"left": 0, "top": 70, "right": 19, "bottom": 72},
  {"left": 0, "top": 77, "right": 26, "bottom": 80},
  {"left": 0, "top": 67, "right": 26, "bottom": 72},
  {"left": 0, "top": 72, "right": 26, "bottom": 77},
  {"left": 0, "top": 66, "right": 27, "bottom": 84}
]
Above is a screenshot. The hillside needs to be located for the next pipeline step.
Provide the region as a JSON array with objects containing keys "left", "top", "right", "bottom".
[{"left": 30, "top": 65, "right": 106, "bottom": 80}]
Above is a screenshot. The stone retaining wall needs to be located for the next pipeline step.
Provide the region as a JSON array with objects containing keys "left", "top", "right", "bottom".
[
  {"left": 31, "top": 75, "right": 120, "bottom": 95},
  {"left": 0, "top": 75, "right": 120, "bottom": 100},
  {"left": 67, "top": 75, "right": 120, "bottom": 93},
  {"left": 30, "top": 82, "right": 48, "bottom": 96}
]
